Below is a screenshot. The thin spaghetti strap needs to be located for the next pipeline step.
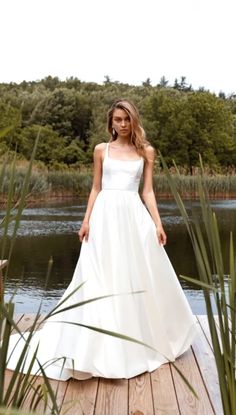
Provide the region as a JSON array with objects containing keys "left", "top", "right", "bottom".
[
  {"left": 105, "top": 142, "right": 109, "bottom": 158},
  {"left": 102, "top": 142, "right": 109, "bottom": 163}
]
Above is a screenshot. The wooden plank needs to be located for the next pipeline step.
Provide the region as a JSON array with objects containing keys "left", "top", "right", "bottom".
[
  {"left": 171, "top": 347, "right": 215, "bottom": 414},
  {"left": 62, "top": 377, "right": 99, "bottom": 415},
  {"left": 15, "top": 314, "right": 97, "bottom": 414},
  {"left": 197, "top": 315, "right": 214, "bottom": 348},
  {"left": 129, "top": 372, "right": 154, "bottom": 415},
  {"left": 197, "top": 314, "right": 230, "bottom": 349},
  {"left": 95, "top": 378, "right": 128, "bottom": 415},
  {"left": 151, "top": 363, "right": 180, "bottom": 414},
  {"left": 4, "top": 314, "right": 225, "bottom": 415},
  {"left": 17, "top": 313, "right": 44, "bottom": 332},
  {"left": 192, "top": 318, "right": 223, "bottom": 414}
]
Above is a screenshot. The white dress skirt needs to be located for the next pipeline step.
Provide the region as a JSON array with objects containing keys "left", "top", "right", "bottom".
[{"left": 6, "top": 142, "right": 198, "bottom": 380}]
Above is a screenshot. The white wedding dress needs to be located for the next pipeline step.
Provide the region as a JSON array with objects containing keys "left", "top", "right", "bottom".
[{"left": 7, "top": 142, "right": 198, "bottom": 380}]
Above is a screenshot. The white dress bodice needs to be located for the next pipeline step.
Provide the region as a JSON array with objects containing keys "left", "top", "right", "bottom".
[{"left": 102, "top": 142, "right": 144, "bottom": 192}]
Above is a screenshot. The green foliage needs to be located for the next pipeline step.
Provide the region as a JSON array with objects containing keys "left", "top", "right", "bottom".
[
  {"left": 0, "top": 100, "right": 21, "bottom": 158},
  {"left": 141, "top": 90, "right": 235, "bottom": 170},
  {"left": 29, "top": 88, "right": 92, "bottom": 144},
  {"left": 1, "top": 166, "right": 48, "bottom": 195},
  {"left": 0, "top": 100, "right": 21, "bottom": 133},
  {"left": 0, "top": 77, "right": 235, "bottom": 171},
  {"left": 10, "top": 125, "right": 63, "bottom": 164},
  {"left": 61, "top": 140, "right": 87, "bottom": 165},
  {"left": 48, "top": 171, "right": 92, "bottom": 194}
]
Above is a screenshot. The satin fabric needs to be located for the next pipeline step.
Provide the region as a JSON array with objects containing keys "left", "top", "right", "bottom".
[{"left": 6, "top": 142, "right": 198, "bottom": 380}]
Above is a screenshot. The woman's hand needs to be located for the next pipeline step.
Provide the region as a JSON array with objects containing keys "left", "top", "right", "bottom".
[
  {"left": 78, "top": 221, "right": 89, "bottom": 242},
  {"left": 156, "top": 224, "right": 167, "bottom": 246}
]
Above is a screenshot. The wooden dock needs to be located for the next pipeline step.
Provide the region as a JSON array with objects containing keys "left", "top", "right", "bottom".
[{"left": 5, "top": 314, "right": 222, "bottom": 415}]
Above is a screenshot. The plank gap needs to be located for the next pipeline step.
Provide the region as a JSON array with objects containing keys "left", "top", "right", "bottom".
[{"left": 170, "top": 363, "right": 181, "bottom": 415}]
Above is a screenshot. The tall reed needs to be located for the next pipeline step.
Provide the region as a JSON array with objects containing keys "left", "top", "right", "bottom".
[
  {"left": 152, "top": 173, "right": 236, "bottom": 198},
  {"left": 1, "top": 166, "right": 236, "bottom": 201},
  {"left": 0, "top": 133, "right": 61, "bottom": 414},
  {"left": 161, "top": 154, "right": 236, "bottom": 415}
]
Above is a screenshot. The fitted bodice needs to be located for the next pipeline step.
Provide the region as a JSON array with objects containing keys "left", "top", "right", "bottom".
[{"left": 102, "top": 143, "right": 144, "bottom": 192}]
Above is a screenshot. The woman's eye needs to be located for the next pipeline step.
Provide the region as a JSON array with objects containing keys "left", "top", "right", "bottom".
[{"left": 113, "top": 117, "right": 130, "bottom": 123}]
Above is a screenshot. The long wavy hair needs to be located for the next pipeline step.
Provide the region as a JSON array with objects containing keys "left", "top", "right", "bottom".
[{"left": 107, "top": 99, "right": 151, "bottom": 160}]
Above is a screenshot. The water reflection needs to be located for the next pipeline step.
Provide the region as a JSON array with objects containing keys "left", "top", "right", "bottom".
[{"left": 1, "top": 198, "right": 235, "bottom": 315}]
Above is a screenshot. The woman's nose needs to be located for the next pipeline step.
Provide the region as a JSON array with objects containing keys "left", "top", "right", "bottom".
[{"left": 121, "top": 119, "right": 126, "bottom": 126}]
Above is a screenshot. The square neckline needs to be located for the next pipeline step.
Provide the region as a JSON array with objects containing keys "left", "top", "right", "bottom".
[{"left": 106, "top": 142, "right": 143, "bottom": 162}]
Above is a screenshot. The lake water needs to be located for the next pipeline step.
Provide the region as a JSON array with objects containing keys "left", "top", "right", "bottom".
[{"left": 1, "top": 198, "right": 236, "bottom": 315}]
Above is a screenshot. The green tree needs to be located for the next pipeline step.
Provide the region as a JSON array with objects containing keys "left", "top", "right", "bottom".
[
  {"left": 13, "top": 124, "right": 65, "bottom": 164},
  {"left": 141, "top": 89, "right": 235, "bottom": 170},
  {"left": 142, "top": 78, "right": 152, "bottom": 88},
  {"left": 29, "top": 88, "right": 92, "bottom": 146},
  {"left": 186, "top": 92, "right": 235, "bottom": 169},
  {"left": 0, "top": 100, "right": 21, "bottom": 135},
  {"left": 41, "top": 75, "right": 60, "bottom": 91},
  {"left": 62, "top": 140, "right": 87, "bottom": 165},
  {"left": 158, "top": 76, "right": 169, "bottom": 88}
]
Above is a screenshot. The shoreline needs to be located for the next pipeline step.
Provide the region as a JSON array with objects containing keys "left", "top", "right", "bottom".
[
  {"left": 1, "top": 190, "right": 236, "bottom": 208},
  {"left": 1, "top": 167, "right": 236, "bottom": 206}
]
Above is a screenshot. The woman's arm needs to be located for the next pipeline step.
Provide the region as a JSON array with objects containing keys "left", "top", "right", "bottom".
[
  {"left": 141, "top": 145, "right": 167, "bottom": 246},
  {"left": 78, "top": 143, "right": 105, "bottom": 242}
]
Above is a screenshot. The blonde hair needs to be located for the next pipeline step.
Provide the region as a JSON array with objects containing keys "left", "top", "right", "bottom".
[{"left": 107, "top": 99, "right": 151, "bottom": 161}]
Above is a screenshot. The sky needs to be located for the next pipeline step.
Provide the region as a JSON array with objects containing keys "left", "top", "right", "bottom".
[{"left": 0, "top": 0, "right": 235, "bottom": 95}]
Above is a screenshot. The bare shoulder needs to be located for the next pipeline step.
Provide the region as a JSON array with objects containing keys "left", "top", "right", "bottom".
[
  {"left": 144, "top": 144, "right": 156, "bottom": 161},
  {"left": 94, "top": 142, "right": 107, "bottom": 152},
  {"left": 94, "top": 142, "right": 107, "bottom": 158}
]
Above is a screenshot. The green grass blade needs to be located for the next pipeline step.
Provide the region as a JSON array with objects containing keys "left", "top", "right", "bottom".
[
  {"left": 0, "top": 125, "right": 16, "bottom": 139},
  {"left": 171, "top": 362, "right": 199, "bottom": 399},
  {"left": 0, "top": 303, "right": 15, "bottom": 403},
  {"left": 50, "top": 320, "right": 173, "bottom": 359},
  {"left": 179, "top": 274, "right": 218, "bottom": 291},
  {"left": 43, "top": 287, "right": 145, "bottom": 322}
]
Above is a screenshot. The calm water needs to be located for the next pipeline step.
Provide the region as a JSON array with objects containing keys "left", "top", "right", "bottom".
[{"left": 1, "top": 198, "right": 236, "bottom": 314}]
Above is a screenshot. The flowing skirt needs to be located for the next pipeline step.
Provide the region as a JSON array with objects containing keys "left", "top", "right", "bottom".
[{"left": 7, "top": 189, "right": 197, "bottom": 380}]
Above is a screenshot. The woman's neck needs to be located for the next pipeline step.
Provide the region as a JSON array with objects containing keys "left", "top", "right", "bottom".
[{"left": 113, "top": 136, "right": 132, "bottom": 146}]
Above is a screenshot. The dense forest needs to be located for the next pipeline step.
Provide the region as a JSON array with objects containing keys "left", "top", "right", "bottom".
[{"left": 0, "top": 76, "right": 236, "bottom": 172}]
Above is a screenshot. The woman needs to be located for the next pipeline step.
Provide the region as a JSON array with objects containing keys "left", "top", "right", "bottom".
[
  {"left": 79, "top": 99, "right": 167, "bottom": 247},
  {"left": 7, "top": 98, "right": 197, "bottom": 381}
]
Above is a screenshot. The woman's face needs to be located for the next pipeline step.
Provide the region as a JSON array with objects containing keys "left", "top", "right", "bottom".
[{"left": 112, "top": 108, "right": 131, "bottom": 139}]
